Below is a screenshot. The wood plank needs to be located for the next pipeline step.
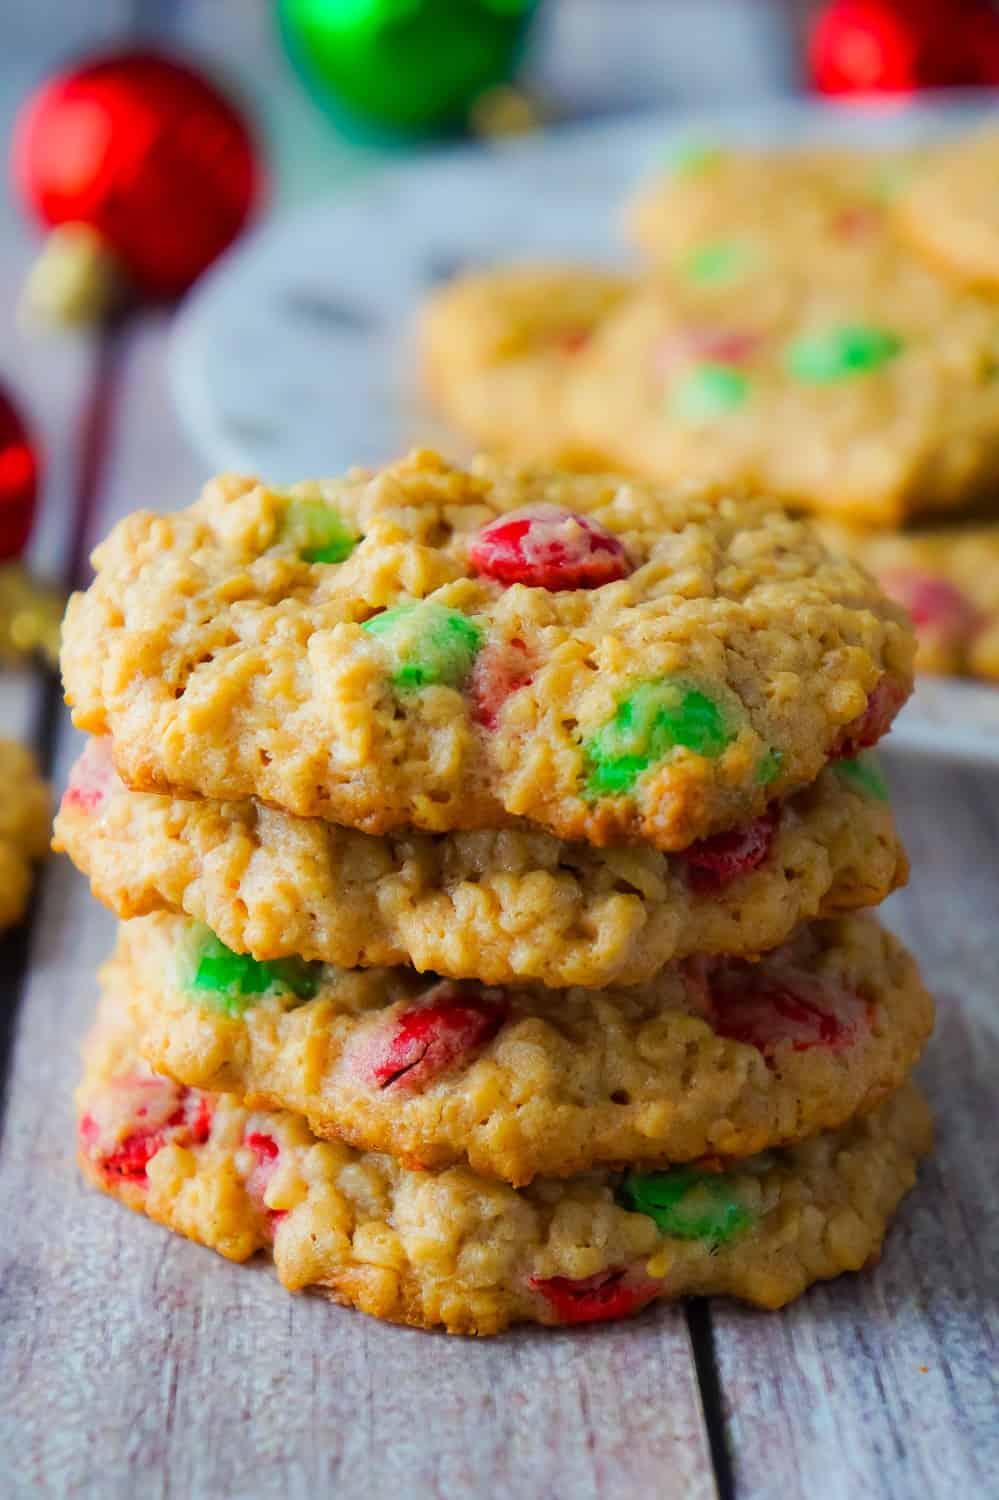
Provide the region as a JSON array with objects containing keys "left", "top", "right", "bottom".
[
  {"left": 709, "top": 754, "right": 999, "bottom": 1500},
  {"left": 0, "top": 315, "right": 718, "bottom": 1500}
]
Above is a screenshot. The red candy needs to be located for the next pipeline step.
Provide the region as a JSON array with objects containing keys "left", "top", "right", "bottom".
[
  {"left": 831, "top": 204, "right": 884, "bottom": 239},
  {"left": 530, "top": 1267, "right": 661, "bottom": 1325},
  {"left": 62, "top": 737, "right": 117, "bottom": 815},
  {"left": 686, "top": 807, "right": 779, "bottom": 893},
  {"left": 709, "top": 969, "right": 868, "bottom": 1059},
  {"left": 469, "top": 637, "right": 532, "bottom": 729},
  {"left": 552, "top": 327, "right": 591, "bottom": 355},
  {"left": 81, "top": 1075, "right": 213, "bottom": 1185},
  {"left": 469, "top": 506, "right": 630, "bottom": 591},
  {"left": 834, "top": 674, "right": 907, "bottom": 757},
  {"left": 878, "top": 568, "right": 981, "bottom": 651},
  {"left": 655, "top": 326, "right": 762, "bottom": 374},
  {"left": 363, "top": 982, "right": 509, "bottom": 1093},
  {"left": 244, "top": 1131, "right": 287, "bottom": 1230}
]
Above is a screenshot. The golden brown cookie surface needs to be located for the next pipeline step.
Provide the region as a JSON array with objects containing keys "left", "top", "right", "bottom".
[
  {"left": 61, "top": 451, "right": 913, "bottom": 852},
  {"left": 55, "top": 738, "right": 907, "bottom": 987},
  {"left": 895, "top": 131, "right": 999, "bottom": 289},
  {"left": 102, "top": 910, "right": 933, "bottom": 1185},
  {"left": 569, "top": 263, "right": 999, "bottom": 528},
  {"left": 78, "top": 980, "right": 932, "bottom": 1335},
  {"left": 420, "top": 262, "right": 632, "bottom": 465},
  {"left": 625, "top": 144, "right": 912, "bottom": 278},
  {"left": 819, "top": 519, "right": 999, "bottom": 681}
]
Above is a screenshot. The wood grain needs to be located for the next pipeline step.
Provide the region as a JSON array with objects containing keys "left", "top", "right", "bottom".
[{"left": 709, "top": 755, "right": 999, "bottom": 1500}]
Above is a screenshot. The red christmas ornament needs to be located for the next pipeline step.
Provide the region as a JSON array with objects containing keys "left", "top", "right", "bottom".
[
  {"left": 0, "top": 385, "right": 40, "bottom": 560},
  {"left": 12, "top": 49, "right": 260, "bottom": 321},
  {"left": 809, "top": 0, "right": 999, "bottom": 95}
]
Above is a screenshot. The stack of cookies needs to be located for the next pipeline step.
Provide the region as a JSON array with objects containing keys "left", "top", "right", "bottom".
[
  {"left": 422, "top": 128, "right": 999, "bottom": 682},
  {"left": 56, "top": 449, "right": 934, "bottom": 1335}
]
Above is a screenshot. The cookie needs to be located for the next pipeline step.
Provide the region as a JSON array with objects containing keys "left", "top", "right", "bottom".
[
  {"left": 819, "top": 519, "right": 999, "bottom": 680},
  {"left": 895, "top": 131, "right": 999, "bottom": 290},
  {"left": 61, "top": 450, "right": 913, "bottom": 852},
  {"left": 78, "top": 987, "right": 933, "bottom": 1335},
  {"left": 569, "top": 261, "right": 999, "bottom": 527},
  {"left": 420, "top": 263, "right": 632, "bottom": 466},
  {"left": 0, "top": 738, "right": 49, "bottom": 932},
  {"left": 102, "top": 909, "right": 933, "bottom": 1184},
  {"left": 626, "top": 144, "right": 913, "bottom": 277},
  {"left": 55, "top": 735, "right": 906, "bottom": 988}
]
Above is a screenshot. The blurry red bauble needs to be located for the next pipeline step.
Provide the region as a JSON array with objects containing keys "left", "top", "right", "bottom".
[
  {"left": 0, "top": 385, "right": 40, "bottom": 560},
  {"left": 12, "top": 49, "right": 260, "bottom": 317},
  {"left": 810, "top": 0, "right": 999, "bottom": 95}
]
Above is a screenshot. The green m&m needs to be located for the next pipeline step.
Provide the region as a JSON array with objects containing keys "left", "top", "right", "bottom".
[
  {"left": 787, "top": 325, "right": 902, "bottom": 384},
  {"left": 670, "top": 364, "right": 749, "bottom": 423},
  {"left": 834, "top": 753, "right": 889, "bottom": 802},
  {"left": 191, "top": 930, "right": 322, "bottom": 1017},
  {"left": 584, "top": 678, "right": 735, "bottom": 798},
  {"left": 282, "top": 497, "right": 358, "bottom": 564},
  {"left": 683, "top": 239, "right": 756, "bottom": 288},
  {"left": 363, "top": 600, "right": 482, "bottom": 690},
  {"left": 616, "top": 1166, "right": 756, "bottom": 1245}
]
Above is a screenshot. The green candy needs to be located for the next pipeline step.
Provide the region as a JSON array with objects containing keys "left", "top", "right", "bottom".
[
  {"left": 787, "top": 325, "right": 902, "bottom": 383},
  {"left": 871, "top": 161, "right": 913, "bottom": 203},
  {"left": 683, "top": 239, "right": 755, "bottom": 287},
  {"left": 584, "top": 678, "right": 734, "bottom": 798},
  {"left": 665, "top": 141, "right": 724, "bottom": 177},
  {"left": 834, "top": 753, "right": 890, "bottom": 802},
  {"left": 755, "top": 747, "right": 783, "bottom": 786},
  {"left": 282, "top": 497, "right": 358, "bottom": 564},
  {"left": 616, "top": 1167, "right": 755, "bottom": 1245},
  {"left": 670, "top": 364, "right": 749, "bottom": 423},
  {"left": 363, "top": 601, "right": 482, "bottom": 690},
  {"left": 191, "top": 932, "right": 322, "bottom": 1017}
]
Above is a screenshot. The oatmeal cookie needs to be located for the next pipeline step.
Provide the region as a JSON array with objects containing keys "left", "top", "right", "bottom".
[
  {"left": 895, "top": 130, "right": 999, "bottom": 289},
  {"left": 569, "top": 261, "right": 999, "bottom": 529},
  {"left": 626, "top": 143, "right": 914, "bottom": 277},
  {"left": 78, "top": 986, "right": 932, "bottom": 1335},
  {"left": 819, "top": 519, "right": 999, "bottom": 680},
  {"left": 0, "top": 738, "right": 49, "bottom": 931},
  {"left": 55, "top": 737, "right": 906, "bottom": 987},
  {"left": 60, "top": 451, "right": 913, "bottom": 852},
  {"left": 102, "top": 911, "right": 932, "bottom": 1184},
  {"left": 420, "top": 262, "right": 631, "bottom": 465}
]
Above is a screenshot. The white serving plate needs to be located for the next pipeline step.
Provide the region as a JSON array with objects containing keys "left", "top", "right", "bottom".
[{"left": 170, "top": 96, "right": 999, "bottom": 767}]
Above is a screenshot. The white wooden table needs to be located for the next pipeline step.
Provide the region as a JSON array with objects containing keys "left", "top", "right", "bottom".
[{"left": 1, "top": 5, "right": 997, "bottom": 1497}]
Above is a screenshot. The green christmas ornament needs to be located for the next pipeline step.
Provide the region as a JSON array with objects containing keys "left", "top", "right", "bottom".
[{"left": 277, "top": 0, "right": 540, "bottom": 138}]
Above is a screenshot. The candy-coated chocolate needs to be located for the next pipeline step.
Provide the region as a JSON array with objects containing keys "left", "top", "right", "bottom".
[
  {"left": 686, "top": 807, "right": 779, "bottom": 893},
  {"left": 469, "top": 506, "right": 630, "bottom": 590},
  {"left": 191, "top": 931, "right": 321, "bottom": 1013},
  {"left": 362, "top": 600, "right": 482, "bottom": 690},
  {"left": 584, "top": 679, "right": 734, "bottom": 798},
  {"left": 281, "top": 497, "right": 357, "bottom": 563},
  {"left": 616, "top": 1166, "right": 755, "bottom": 1244},
  {"left": 787, "top": 325, "right": 902, "bottom": 382}
]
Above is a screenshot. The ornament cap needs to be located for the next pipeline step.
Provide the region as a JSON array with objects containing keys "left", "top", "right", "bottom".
[{"left": 19, "top": 222, "right": 122, "bottom": 329}]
